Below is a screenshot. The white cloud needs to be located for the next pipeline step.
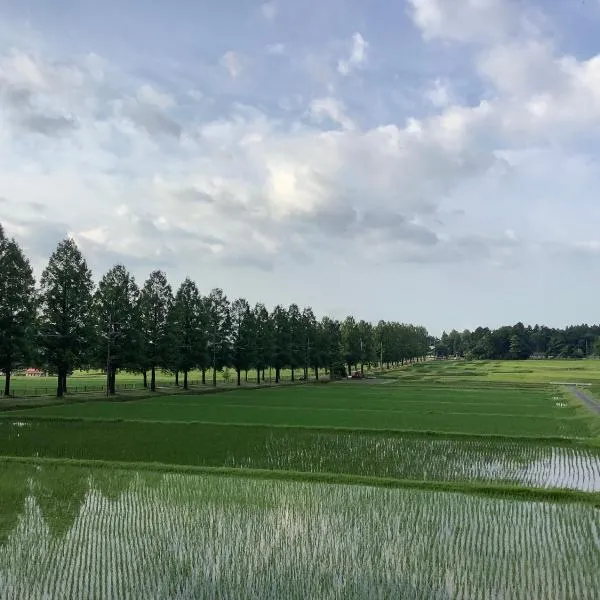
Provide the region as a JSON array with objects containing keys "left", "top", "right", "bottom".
[
  {"left": 219, "top": 51, "right": 244, "bottom": 79},
  {"left": 266, "top": 43, "right": 285, "bottom": 55},
  {"left": 187, "top": 89, "right": 204, "bottom": 101},
  {"left": 425, "top": 78, "right": 453, "bottom": 107},
  {"left": 308, "top": 97, "right": 355, "bottom": 130},
  {"left": 260, "top": 1, "right": 278, "bottom": 20},
  {"left": 136, "top": 84, "right": 174, "bottom": 109},
  {"left": 407, "top": 0, "right": 541, "bottom": 43},
  {"left": 4, "top": 5, "right": 600, "bottom": 330},
  {"left": 337, "top": 33, "right": 368, "bottom": 76}
]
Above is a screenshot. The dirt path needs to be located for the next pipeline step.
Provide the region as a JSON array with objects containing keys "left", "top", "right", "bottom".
[{"left": 566, "top": 385, "right": 600, "bottom": 415}]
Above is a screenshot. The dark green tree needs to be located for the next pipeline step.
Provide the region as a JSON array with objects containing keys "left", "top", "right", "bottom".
[
  {"left": 321, "top": 316, "right": 345, "bottom": 379},
  {"left": 357, "top": 320, "right": 376, "bottom": 374},
  {"left": 341, "top": 316, "right": 362, "bottom": 375},
  {"left": 0, "top": 231, "right": 36, "bottom": 396},
  {"left": 39, "top": 239, "right": 94, "bottom": 397},
  {"left": 287, "top": 304, "right": 302, "bottom": 382},
  {"left": 231, "top": 298, "right": 254, "bottom": 386},
  {"left": 138, "top": 271, "right": 172, "bottom": 392},
  {"left": 271, "top": 305, "right": 291, "bottom": 383},
  {"left": 204, "top": 288, "right": 232, "bottom": 386},
  {"left": 301, "top": 307, "right": 318, "bottom": 380},
  {"left": 94, "top": 265, "right": 141, "bottom": 395},
  {"left": 165, "top": 278, "right": 206, "bottom": 390},
  {"left": 253, "top": 303, "right": 273, "bottom": 384}
]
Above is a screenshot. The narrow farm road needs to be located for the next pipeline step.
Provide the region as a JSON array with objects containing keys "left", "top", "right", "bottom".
[{"left": 566, "top": 385, "right": 600, "bottom": 415}]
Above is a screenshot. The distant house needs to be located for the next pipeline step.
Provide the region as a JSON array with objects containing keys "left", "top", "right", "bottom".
[{"left": 25, "top": 368, "right": 45, "bottom": 377}]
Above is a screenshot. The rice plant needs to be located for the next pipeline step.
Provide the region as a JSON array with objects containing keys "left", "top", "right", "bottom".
[{"left": 1, "top": 465, "right": 599, "bottom": 599}]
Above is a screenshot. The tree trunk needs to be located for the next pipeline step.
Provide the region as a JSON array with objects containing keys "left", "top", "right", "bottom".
[
  {"left": 237, "top": 368, "right": 241, "bottom": 386},
  {"left": 110, "top": 369, "right": 117, "bottom": 395},
  {"left": 202, "top": 369, "right": 206, "bottom": 385},
  {"left": 262, "top": 369, "right": 265, "bottom": 382},
  {"left": 315, "top": 366, "right": 319, "bottom": 381},
  {"left": 151, "top": 366, "right": 156, "bottom": 392},
  {"left": 4, "top": 369, "right": 11, "bottom": 397},
  {"left": 245, "top": 370, "right": 248, "bottom": 382},
  {"left": 361, "top": 363, "right": 364, "bottom": 376},
  {"left": 291, "top": 368, "right": 295, "bottom": 382},
  {"left": 183, "top": 369, "right": 188, "bottom": 391},
  {"left": 57, "top": 368, "right": 65, "bottom": 398},
  {"left": 62, "top": 372, "right": 68, "bottom": 394},
  {"left": 212, "top": 368, "right": 217, "bottom": 387},
  {"left": 256, "top": 367, "right": 261, "bottom": 384},
  {"left": 143, "top": 370, "right": 147, "bottom": 388},
  {"left": 275, "top": 367, "right": 280, "bottom": 383},
  {"left": 175, "top": 370, "right": 179, "bottom": 386}
]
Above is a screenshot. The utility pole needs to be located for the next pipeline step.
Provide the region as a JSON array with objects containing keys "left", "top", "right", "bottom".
[
  {"left": 106, "top": 314, "right": 112, "bottom": 397},
  {"left": 211, "top": 330, "right": 217, "bottom": 387},
  {"left": 305, "top": 336, "right": 310, "bottom": 381},
  {"left": 360, "top": 338, "right": 364, "bottom": 376}
]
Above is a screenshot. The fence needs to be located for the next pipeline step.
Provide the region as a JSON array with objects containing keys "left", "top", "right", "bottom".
[{"left": 0, "top": 374, "right": 318, "bottom": 399}]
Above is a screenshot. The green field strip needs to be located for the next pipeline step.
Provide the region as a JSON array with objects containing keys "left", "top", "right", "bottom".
[
  {"left": 1, "top": 413, "right": 593, "bottom": 442},
  {"left": 86, "top": 401, "right": 576, "bottom": 419},
  {"left": 1, "top": 455, "right": 598, "bottom": 507}
]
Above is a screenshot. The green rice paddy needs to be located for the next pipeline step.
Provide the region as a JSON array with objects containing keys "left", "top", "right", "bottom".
[{"left": 1, "top": 360, "right": 599, "bottom": 598}]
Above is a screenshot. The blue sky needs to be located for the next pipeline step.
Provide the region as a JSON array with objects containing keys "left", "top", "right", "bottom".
[{"left": 1, "top": 0, "right": 600, "bottom": 334}]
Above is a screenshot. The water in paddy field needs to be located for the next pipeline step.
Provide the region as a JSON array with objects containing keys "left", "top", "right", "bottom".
[
  {"left": 243, "top": 432, "right": 600, "bottom": 492},
  {"left": 0, "top": 466, "right": 599, "bottom": 599}
]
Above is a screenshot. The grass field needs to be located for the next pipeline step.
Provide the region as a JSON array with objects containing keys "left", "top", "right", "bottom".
[{"left": 1, "top": 359, "right": 600, "bottom": 598}]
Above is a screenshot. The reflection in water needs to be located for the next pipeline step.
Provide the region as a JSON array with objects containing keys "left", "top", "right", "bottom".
[{"left": 0, "top": 464, "right": 599, "bottom": 599}]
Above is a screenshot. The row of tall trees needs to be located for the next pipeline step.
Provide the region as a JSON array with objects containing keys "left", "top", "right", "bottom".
[
  {"left": 434, "top": 323, "right": 600, "bottom": 360},
  {"left": 0, "top": 229, "right": 429, "bottom": 397}
]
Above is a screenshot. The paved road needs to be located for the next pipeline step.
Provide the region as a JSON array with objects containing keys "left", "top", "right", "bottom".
[{"left": 566, "top": 385, "right": 600, "bottom": 415}]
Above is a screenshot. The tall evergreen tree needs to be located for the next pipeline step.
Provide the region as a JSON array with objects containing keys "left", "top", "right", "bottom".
[
  {"left": 0, "top": 231, "right": 36, "bottom": 396},
  {"left": 231, "top": 298, "right": 254, "bottom": 386},
  {"left": 341, "top": 316, "right": 362, "bottom": 375},
  {"left": 165, "top": 278, "right": 206, "bottom": 390},
  {"left": 301, "top": 307, "right": 317, "bottom": 380},
  {"left": 39, "top": 239, "right": 94, "bottom": 397},
  {"left": 357, "top": 320, "right": 375, "bottom": 375},
  {"left": 321, "top": 317, "right": 345, "bottom": 379},
  {"left": 271, "top": 305, "right": 290, "bottom": 383},
  {"left": 287, "top": 304, "right": 302, "bottom": 382},
  {"left": 253, "top": 303, "right": 273, "bottom": 384},
  {"left": 94, "top": 265, "right": 140, "bottom": 395},
  {"left": 138, "top": 271, "right": 172, "bottom": 392},
  {"left": 204, "top": 288, "right": 232, "bottom": 386}
]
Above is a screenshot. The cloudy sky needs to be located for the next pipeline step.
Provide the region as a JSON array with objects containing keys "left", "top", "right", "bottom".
[{"left": 1, "top": 0, "right": 599, "bottom": 334}]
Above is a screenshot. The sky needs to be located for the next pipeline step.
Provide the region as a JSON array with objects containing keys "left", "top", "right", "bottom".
[{"left": 1, "top": 0, "right": 600, "bottom": 335}]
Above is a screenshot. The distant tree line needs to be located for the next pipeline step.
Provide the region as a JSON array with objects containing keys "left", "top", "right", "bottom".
[
  {"left": 0, "top": 226, "right": 429, "bottom": 397},
  {"left": 433, "top": 323, "right": 600, "bottom": 360}
]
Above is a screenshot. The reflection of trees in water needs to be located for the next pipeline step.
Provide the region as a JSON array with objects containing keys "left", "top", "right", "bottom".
[
  {"left": 91, "top": 469, "right": 135, "bottom": 502},
  {"left": 31, "top": 466, "right": 89, "bottom": 537},
  {"left": 0, "top": 463, "right": 31, "bottom": 545}
]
